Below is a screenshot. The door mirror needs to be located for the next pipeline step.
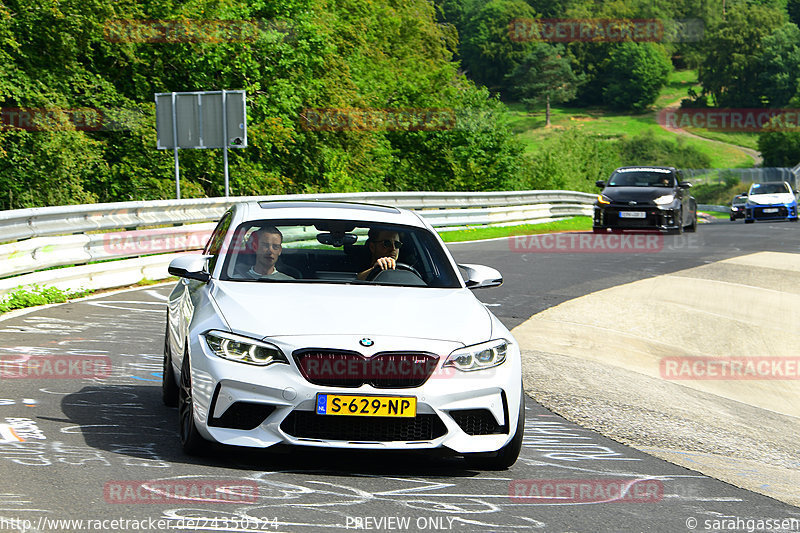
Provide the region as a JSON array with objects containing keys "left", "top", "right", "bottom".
[
  {"left": 458, "top": 264, "right": 503, "bottom": 289},
  {"left": 595, "top": 180, "right": 606, "bottom": 188},
  {"left": 168, "top": 255, "right": 212, "bottom": 283}
]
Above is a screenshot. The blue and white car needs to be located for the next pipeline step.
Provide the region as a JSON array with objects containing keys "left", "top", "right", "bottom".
[
  {"left": 163, "top": 201, "right": 524, "bottom": 469},
  {"left": 744, "top": 182, "right": 798, "bottom": 223}
]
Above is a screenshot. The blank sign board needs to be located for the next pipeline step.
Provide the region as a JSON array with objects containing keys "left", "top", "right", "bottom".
[{"left": 155, "top": 90, "right": 247, "bottom": 149}]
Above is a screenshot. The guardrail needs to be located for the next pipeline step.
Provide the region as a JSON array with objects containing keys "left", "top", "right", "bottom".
[{"left": 0, "top": 191, "right": 596, "bottom": 297}]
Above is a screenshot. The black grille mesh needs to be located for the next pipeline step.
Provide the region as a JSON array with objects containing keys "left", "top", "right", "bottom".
[
  {"left": 450, "top": 409, "right": 504, "bottom": 435},
  {"left": 208, "top": 402, "right": 275, "bottom": 430},
  {"left": 280, "top": 411, "right": 447, "bottom": 441}
]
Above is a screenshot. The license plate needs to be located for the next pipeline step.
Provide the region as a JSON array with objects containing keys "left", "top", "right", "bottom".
[
  {"left": 619, "top": 211, "right": 646, "bottom": 219},
  {"left": 763, "top": 208, "right": 778, "bottom": 213},
  {"left": 316, "top": 394, "right": 416, "bottom": 418}
]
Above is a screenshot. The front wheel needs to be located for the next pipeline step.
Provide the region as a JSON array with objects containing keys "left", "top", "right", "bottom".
[
  {"left": 686, "top": 214, "right": 697, "bottom": 232},
  {"left": 178, "top": 351, "right": 208, "bottom": 455},
  {"left": 162, "top": 318, "right": 178, "bottom": 407},
  {"left": 464, "top": 384, "right": 525, "bottom": 470},
  {"left": 745, "top": 219, "right": 754, "bottom": 224}
]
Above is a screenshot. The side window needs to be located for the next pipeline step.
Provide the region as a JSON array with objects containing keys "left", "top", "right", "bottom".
[{"left": 204, "top": 211, "right": 233, "bottom": 273}]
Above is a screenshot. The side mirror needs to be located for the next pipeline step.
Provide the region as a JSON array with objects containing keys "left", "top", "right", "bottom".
[
  {"left": 168, "top": 255, "right": 212, "bottom": 283},
  {"left": 458, "top": 264, "right": 503, "bottom": 290},
  {"left": 595, "top": 180, "right": 606, "bottom": 188},
  {"left": 679, "top": 181, "right": 692, "bottom": 188}
]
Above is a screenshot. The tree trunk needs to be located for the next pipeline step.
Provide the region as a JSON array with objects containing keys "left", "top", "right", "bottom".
[{"left": 545, "top": 95, "right": 551, "bottom": 127}]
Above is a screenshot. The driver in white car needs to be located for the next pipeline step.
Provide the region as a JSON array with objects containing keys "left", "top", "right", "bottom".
[{"left": 357, "top": 229, "right": 402, "bottom": 280}]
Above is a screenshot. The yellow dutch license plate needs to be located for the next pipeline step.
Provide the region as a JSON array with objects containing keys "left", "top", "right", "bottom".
[{"left": 315, "top": 394, "right": 416, "bottom": 418}]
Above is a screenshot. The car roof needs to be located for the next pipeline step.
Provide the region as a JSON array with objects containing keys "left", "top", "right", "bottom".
[{"left": 234, "top": 200, "right": 427, "bottom": 228}]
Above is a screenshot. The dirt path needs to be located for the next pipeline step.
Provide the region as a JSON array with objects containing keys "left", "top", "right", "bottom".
[{"left": 659, "top": 102, "right": 763, "bottom": 166}]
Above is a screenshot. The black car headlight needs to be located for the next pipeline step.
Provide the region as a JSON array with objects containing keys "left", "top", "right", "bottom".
[
  {"left": 597, "top": 194, "right": 611, "bottom": 205},
  {"left": 444, "top": 339, "right": 508, "bottom": 372},
  {"left": 653, "top": 194, "right": 675, "bottom": 206},
  {"left": 204, "top": 330, "right": 288, "bottom": 366}
]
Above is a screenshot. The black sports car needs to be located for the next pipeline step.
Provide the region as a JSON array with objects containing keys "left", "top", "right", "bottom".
[
  {"left": 730, "top": 194, "right": 747, "bottom": 221},
  {"left": 593, "top": 166, "right": 697, "bottom": 234}
]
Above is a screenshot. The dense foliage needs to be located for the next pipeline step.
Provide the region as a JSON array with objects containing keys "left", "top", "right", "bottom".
[
  {"left": 0, "top": 0, "right": 533, "bottom": 208},
  {"left": 4, "top": 0, "right": 800, "bottom": 210}
]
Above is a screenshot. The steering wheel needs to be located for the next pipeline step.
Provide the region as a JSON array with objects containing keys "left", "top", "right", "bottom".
[{"left": 366, "top": 262, "right": 421, "bottom": 281}]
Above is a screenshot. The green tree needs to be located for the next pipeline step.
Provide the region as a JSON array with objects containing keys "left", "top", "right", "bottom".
[
  {"left": 460, "top": 0, "right": 536, "bottom": 92},
  {"left": 601, "top": 42, "right": 672, "bottom": 112},
  {"left": 508, "top": 43, "right": 582, "bottom": 126},
  {"left": 698, "top": 4, "right": 786, "bottom": 107},
  {"left": 789, "top": 0, "right": 800, "bottom": 25},
  {"left": 758, "top": 115, "right": 800, "bottom": 166},
  {"left": 754, "top": 23, "right": 800, "bottom": 107}
]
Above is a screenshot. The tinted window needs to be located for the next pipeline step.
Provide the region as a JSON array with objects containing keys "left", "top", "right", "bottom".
[
  {"left": 204, "top": 210, "right": 233, "bottom": 272},
  {"left": 750, "top": 183, "right": 791, "bottom": 195},
  {"left": 219, "top": 219, "right": 460, "bottom": 288},
  {"left": 608, "top": 170, "right": 674, "bottom": 187}
]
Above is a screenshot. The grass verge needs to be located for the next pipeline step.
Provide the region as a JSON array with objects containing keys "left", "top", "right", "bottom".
[
  {"left": 700, "top": 210, "right": 731, "bottom": 219},
  {"left": 439, "top": 217, "right": 593, "bottom": 243}
]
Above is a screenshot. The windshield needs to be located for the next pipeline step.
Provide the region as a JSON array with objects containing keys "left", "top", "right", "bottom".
[
  {"left": 749, "top": 182, "right": 791, "bottom": 195},
  {"left": 608, "top": 170, "right": 674, "bottom": 187},
  {"left": 219, "top": 219, "right": 461, "bottom": 288}
]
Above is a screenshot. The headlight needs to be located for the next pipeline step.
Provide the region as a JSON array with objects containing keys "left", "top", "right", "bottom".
[
  {"left": 204, "top": 331, "right": 288, "bottom": 366},
  {"left": 444, "top": 339, "right": 508, "bottom": 372},
  {"left": 653, "top": 194, "right": 675, "bottom": 205},
  {"left": 597, "top": 194, "right": 611, "bottom": 205}
]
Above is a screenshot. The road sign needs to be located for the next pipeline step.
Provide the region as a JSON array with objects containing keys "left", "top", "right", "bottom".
[
  {"left": 155, "top": 90, "right": 247, "bottom": 149},
  {"left": 154, "top": 90, "right": 247, "bottom": 198}
]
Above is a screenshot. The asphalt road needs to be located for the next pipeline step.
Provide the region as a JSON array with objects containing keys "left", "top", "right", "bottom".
[{"left": 0, "top": 218, "right": 798, "bottom": 533}]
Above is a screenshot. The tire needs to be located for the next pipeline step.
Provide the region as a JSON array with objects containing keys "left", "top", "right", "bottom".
[
  {"left": 592, "top": 227, "right": 605, "bottom": 234},
  {"left": 162, "top": 319, "right": 178, "bottom": 407},
  {"left": 178, "top": 350, "right": 208, "bottom": 455},
  {"left": 686, "top": 214, "right": 697, "bottom": 233},
  {"left": 745, "top": 219, "right": 754, "bottom": 224},
  {"left": 464, "top": 384, "right": 525, "bottom": 470}
]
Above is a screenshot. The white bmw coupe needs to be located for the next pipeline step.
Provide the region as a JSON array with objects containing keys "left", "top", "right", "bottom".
[{"left": 164, "top": 201, "right": 524, "bottom": 468}]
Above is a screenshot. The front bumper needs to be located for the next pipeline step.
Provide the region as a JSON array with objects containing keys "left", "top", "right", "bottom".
[
  {"left": 186, "top": 333, "right": 523, "bottom": 454},
  {"left": 745, "top": 203, "right": 798, "bottom": 221},
  {"left": 593, "top": 205, "right": 682, "bottom": 231}
]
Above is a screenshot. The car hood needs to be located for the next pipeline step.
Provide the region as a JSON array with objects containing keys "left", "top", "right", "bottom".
[
  {"left": 601, "top": 187, "right": 674, "bottom": 204},
  {"left": 748, "top": 193, "right": 795, "bottom": 205},
  {"left": 209, "top": 281, "right": 493, "bottom": 345}
]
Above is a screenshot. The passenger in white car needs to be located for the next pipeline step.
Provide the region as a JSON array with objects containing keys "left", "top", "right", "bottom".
[{"left": 244, "top": 226, "right": 294, "bottom": 280}]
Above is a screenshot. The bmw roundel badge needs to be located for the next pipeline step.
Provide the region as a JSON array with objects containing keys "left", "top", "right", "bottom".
[{"left": 359, "top": 338, "right": 374, "bottom": 347}]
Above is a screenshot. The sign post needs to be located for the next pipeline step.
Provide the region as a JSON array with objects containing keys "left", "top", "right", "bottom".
[{"left": 155, "top": 90, "right": 247, "bottom": 198}]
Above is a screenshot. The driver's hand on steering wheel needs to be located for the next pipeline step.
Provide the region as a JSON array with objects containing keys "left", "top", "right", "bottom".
[{"left": 373, "top": 256, "right": 396, "bottom": 272}]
